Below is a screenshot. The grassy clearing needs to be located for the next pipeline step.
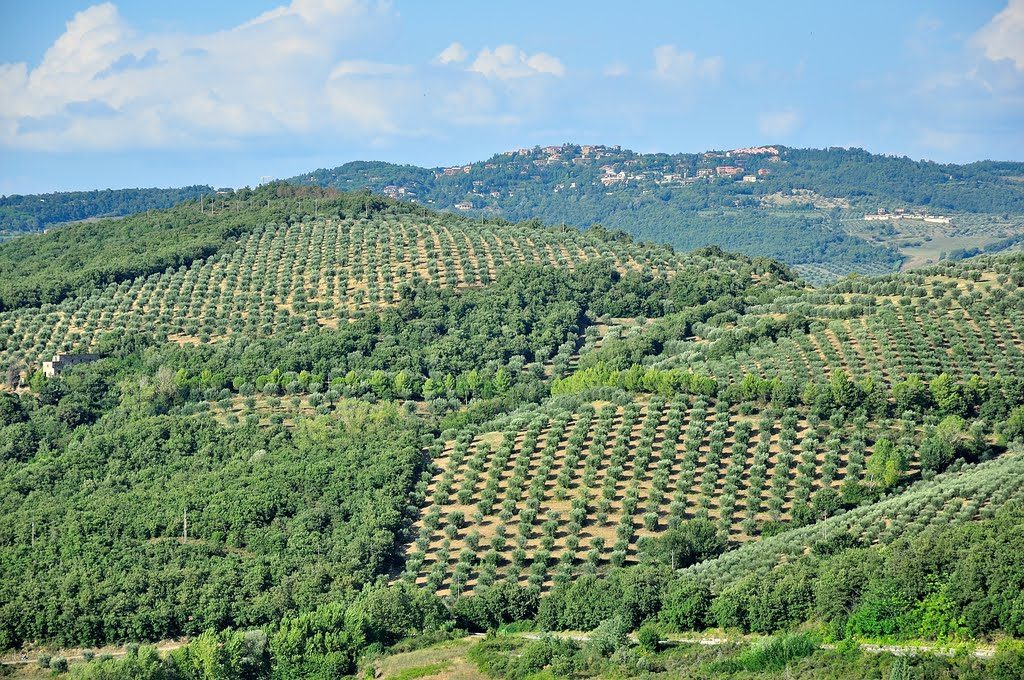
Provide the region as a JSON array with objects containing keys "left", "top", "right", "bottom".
[{"left": 373, "top": 637, "right": 486, "bottom": 680}]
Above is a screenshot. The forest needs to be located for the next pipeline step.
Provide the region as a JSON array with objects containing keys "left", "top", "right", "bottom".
[{"left": 0, "top": 187, "right": 215, "bottom": 234}]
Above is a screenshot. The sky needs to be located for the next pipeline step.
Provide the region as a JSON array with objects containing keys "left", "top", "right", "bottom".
[{"left": 0, "top": 0, "right": 1022, "bottom": 194}]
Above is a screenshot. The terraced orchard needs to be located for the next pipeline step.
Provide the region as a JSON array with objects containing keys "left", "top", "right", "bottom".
[
  {"left": 663, "top": 256, "right": 1024, "bottom": 387},
  {"left": 0, "top": 215, "right": 685, "bottom": 367},
  {"left": 402, "top": 395, "right": 921, "bottom": 596},
  {"left": 685, "top": 450, "right": 1024, "bottom": 591}
]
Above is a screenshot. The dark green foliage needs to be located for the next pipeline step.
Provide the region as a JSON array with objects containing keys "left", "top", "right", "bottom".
[
  {"left": 353, "top": 583, "right": 451, "bottom": 647},
  {"left": 585, "top": 615, "right": 630, "bottom": 657},
  {"left": 0, "top": 367, "right": 424, "bottom": 648},
  {"left": 919, "top": 416, "right": 981, "bottom": 474},
  {"left": 659, "top": 579, "right": 712, "bottom": 631},
  {"left": 642, "top": 519, "right": 727, "bottom": 569},
  {"left": 67, "top": 631, "right": 269, "bottom": 680},
  {"left": 451, "top": 582, "right": 540, "bottom": 632},
  {"left": 993, "top": 639, "right": 1024, "bottom": 680},
  {"left": 537, "top": 575, "right": 621, "bottom": 632},
  {"left": 635, "top": 621, "right": 662, "bottom": 652},
  {"left": 0, "top": 393, "right": 25, "bottom": 426},
  {"left": 845, "top": 579, "right": 916, "bottom": 638},
  {"left": 680, "top": 501, "right": 1024, "bottom": 641},
  {"left": 707, "top": 563, "right": 816, "bottom": 634},
  {"left": 1005, "top": 406, "right": 1024, "bottom": 443},
  {"left": 619, "top": 567, "right": 673, "bottom": 629},
  {"left": 535, "top": 566, "right": 671, "bottom": 632},
  {"left": 0, "top": 186, "right": 214, "bottom": 233}
]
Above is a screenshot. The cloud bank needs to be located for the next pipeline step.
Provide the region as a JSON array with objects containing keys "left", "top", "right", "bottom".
[
  {"left": 974, "top": 0, "right": 1024, "bottom": 70},
  {"left": 0, "top": 1, "right": 568, "bottom": 151}
]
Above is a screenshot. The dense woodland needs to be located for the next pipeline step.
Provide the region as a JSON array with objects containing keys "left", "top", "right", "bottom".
[
  {"left": 0, "top": 187, "right": 215, "bottom": 234},
  {"left": 0, "top": 188, "right": 1023, "bottom": 679}
]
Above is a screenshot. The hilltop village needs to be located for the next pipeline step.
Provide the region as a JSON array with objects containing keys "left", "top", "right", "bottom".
[{"left": 373, "top": 144, "right": 780, "bottom": 208}]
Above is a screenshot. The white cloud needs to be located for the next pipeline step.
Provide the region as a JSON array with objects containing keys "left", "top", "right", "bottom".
[
  {"left": 604, "top": 61, "right": 629, "bottom": 77},
  {"left": 973, "top": 0, "right": 1024, "bottom": 70},
  {"left": 918, "top": 128, "right": 970, "bottom": 151},
  {"left": 652, "top": 45, "right": 723, "bottom": 82},
  {"left": 0, "top": 4, "right": 574, "bottom": 151},
  {"left": 329, "top": 60, "right": 412, "bottom": 78},
  {"left": 758, "top": 108, "right": 802, "bottom": 137},
  {"left": 0, "top": 0, "right": 406, "bottom": 150},
  {"left": 469, "top": 45, "right": 565, "bottom": 79},
  {"left": 435, "top": 42, "right": 468, "bottom": 65}
]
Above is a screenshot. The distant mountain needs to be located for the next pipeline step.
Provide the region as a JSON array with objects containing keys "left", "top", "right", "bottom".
[
  {"left": 290, "top": 145, "right": 1024, "bottom": 283},
  {"left": 0, "top": 185, "right": 216, "bottom": 237}
]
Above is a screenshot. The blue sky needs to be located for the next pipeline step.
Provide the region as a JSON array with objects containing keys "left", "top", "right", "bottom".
[{"left": 1, "top": 0, "right": 1022, "bottom": 194}]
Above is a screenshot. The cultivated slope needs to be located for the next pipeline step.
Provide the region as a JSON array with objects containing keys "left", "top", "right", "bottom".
[
  {"left": 0, "top": 213, "right": 699, "bottom": 368},
  {"left": 400, "top": 254, "right": 1024, "bottom": 596},
  {"left": 657, "top": 254, "right": 1024, "bottom": 387},
  {"left": 681, "top": 448, "right": 1024, "bottom": 590}
]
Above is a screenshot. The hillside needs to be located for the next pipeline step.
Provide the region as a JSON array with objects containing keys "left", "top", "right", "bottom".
[
  {"left": 405, "top": 393, "right": 901, "bottom": 595},
  {"left": 0, "top": 186, "right": 215, "bottom": 239},
  {"left": 400, "top": 254, "right": 1024, "bottom": 595},
  {"left": 292, "top": 145, "right": 1024, "bottom": 284},
  {"left": 0, "top": 184, "right": 370, "bottom": 312},
  {"left": 0, "top": 192, "right": 1022, "bottom": 678},
  {"left": 681, "top": 448, "right": 1024, "bottom": 591},
  {"left": 0, "top": 191, "right": 780, "bottom": 370},
  {"left": 648, "top": 256, "right": 1024, "bottom": 388}
]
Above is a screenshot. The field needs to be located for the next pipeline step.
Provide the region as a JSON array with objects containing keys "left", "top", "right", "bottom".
[
  {"left": 846, "top": 212, "right": 1024, "bottom": 270},
  {"left": 371, "top": 637, "right": 486, "bottom": 680},
  {"left": 791, "top": 260, "right": 897, "bottom": 286}
]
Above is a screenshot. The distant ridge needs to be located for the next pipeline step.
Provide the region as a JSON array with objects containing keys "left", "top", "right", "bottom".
[{"left": 291, "top": 144, "right": 1024, "bottom": 284}]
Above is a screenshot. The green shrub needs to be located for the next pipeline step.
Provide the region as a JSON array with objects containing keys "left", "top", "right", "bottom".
[
  {"left": 586, "top": 615, "right": 630, "bottom": 657},
  {"left": 636, "top": 622, "right": 662, "bottom": 652},
  {"left": 845, "top": 579, "right": 915, "bottom": 638},
  {"left": 660, "top": 578, "right": 712, "bottom": 631},
  {"left": 992, "top": 639, "right": 1024, "bottom": 680},
  {"left": 517, "top": 639, "right": 554, "bottom": 676},
  {"left": 888, "top": 655, "right": 912, "bottom": 680},
  {"left": 734, "top": 632, "right": 818, "bottom": 672}
]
